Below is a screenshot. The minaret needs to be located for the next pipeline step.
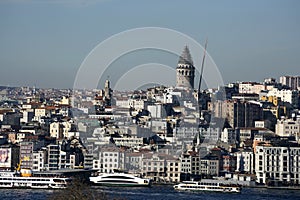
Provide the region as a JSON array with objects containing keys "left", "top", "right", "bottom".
[{"left": 176, "top": 46, "right": 195, "bottom": 89}]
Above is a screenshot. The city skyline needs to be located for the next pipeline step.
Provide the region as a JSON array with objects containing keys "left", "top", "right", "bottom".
[{"left": 0, "top": 0, "right": 300, "bottom": 89}]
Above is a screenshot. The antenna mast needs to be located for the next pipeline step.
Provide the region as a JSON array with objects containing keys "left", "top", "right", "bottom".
[{"left": 198, "top": 39, "right": 208, "bottom": 119}]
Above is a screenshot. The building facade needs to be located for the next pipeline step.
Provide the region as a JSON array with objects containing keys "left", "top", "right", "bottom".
[
  {"left": 280, "top": 76, "right": 300, "bottom": 90},
  {"left": 255, "top": 145, "right": 300, "bottom": 185},
  {"left": 235, "top": 149, "right": 254, "bottom": 174},
  {"left": 275, "top": 118, "right": 300, "bottom": 137}
]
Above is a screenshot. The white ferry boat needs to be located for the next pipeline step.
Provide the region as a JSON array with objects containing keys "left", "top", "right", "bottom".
[
  {"left": 0, "top": 171, "right": 71, "bottom": 189},
  {"left": 173, "top": 180, "right": 241, "bottom": 193},
  {"left": 89, "top": 172, "right": 151, "bottom": 187}
]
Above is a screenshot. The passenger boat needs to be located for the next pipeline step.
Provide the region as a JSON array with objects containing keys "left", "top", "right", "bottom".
[
  {"left": 89, "top": 172, "right": 151, "bottom": 187},
  {"left": 173, "top": 180, "right": 241, "bottom": 193},
  {"left": 0, "top": 171, "right": 71, "bottom": 189}
]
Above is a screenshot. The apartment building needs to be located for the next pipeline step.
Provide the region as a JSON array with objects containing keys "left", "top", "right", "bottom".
[{"left": 255, "top": 145, "right": 300, "bottom": 185}]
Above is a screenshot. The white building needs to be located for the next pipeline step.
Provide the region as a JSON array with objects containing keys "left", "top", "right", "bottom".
[
  {"left": 235, "top": 149, "right": 254, "bottom": 174},
  {"left": 239, "top": 82, "right": 265, "bottom": 94},
  {"left": 141, "top": 153, "right": 180, "bottom": 183},
  {"left": 162, "top": 93, "right": 175, "bottom": 104},
  {"left": 147, "top": 104, "right": 166, "bottom": 119},
  {"left": 221, "top": 128, "right": 237, "bottom": 144},
  {"left": 174, "top": 127, "right": 198, "bottom": 147},
  {"left": 83, "top": 154, "right": 94, "bottom": 169},
  {"left": 32, "top": 148, "right": 47, "bottom": 171},
  {"left": 275, "top": 119, "right": 300, "bottom": 137},
  {"left": 180, "top": 152, "right": 200, "bottom": 178},
  {"left": 46, "top": 144, "right": 66, "bottom": 170},
  {"left": 151, "top": 120, "right": 167, "bottom": 134},
  {"left": 255, "top": 120, "right": 272, "bottom": 130},
  {"left": 267, "top": 88, "right": 299, "bottom": 108},
  {"left": 115, "top": 98, "right": 129, "bottom": 108},
  {"left": 201, "top": 127, "right": 221, "bottom": 143},
  {"left": 129, "top": 98, "right": 147, "bottom": 110},
  {"left": 95, "top": 146, "right": 125, "bottom": 173},
  {"left": 200, "top": 156, "right": 220, "bottom": 177},
  {"left": 49, "top": 121, "right": 72, "bottom": 139},
  {"left": 113, "top": 136, "right": 144, "bottom": 149},
  {"left": 20, "top": 109, "right": 34, "bottom": 123},
  {"left": 124, "top": 152, "right": 143, "bottom": 173},
  {"left": 280, "top": 75, "right": 300, "bottom": 90},
  {"left": 59, "top": 96, "right": 70, "bottom": 105},
  {"left": 142, "top": 153, "right": 166, "bottom": 182},
  {"left": 255, "top": 145, "right": 300, "bottom": 185},
  {"left": 166, "top": 158, "right": 181, "bottom": 183}
]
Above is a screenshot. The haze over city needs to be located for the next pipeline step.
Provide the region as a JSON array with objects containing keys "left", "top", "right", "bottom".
[{"left": 0, "top": 0, "right": 299, "bottom": 89}]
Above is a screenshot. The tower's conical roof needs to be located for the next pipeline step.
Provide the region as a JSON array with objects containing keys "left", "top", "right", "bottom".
[{"left": 178, "top": 46, "right": 193, "bottom": 65}]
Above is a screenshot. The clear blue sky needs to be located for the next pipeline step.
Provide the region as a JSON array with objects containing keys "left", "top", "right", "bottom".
[{"left": 0, "top": 0, "right": 299, "bottom": 89}]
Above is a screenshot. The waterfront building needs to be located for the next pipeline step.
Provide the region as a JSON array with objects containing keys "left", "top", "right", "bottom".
[
  {"left": 180, "top": 151, "right": 201, "bottom": 181},
  {"left": 124, "top": 152, "right": 144, "bottom": 173},
  {"left": 32, "top": 148, "right": 47, "bottom": 171},
  {"left": 166, "top": 157, "right": 181, "bottom": 183},
  {"left": 235, "top": 148, "right": 254, "bottom": 174},
  {"left": 222, "top": 154, "right": 237, "bottom": 174},
  {"left": 19, "top": 142, "right": 35, "bottom": 169},
  {"left": 83, "top": 154, "right": 94, "bottom": 169},
  {"left": 255, "top": 145, "right": 300, "bottom": 185},
  {"left": 95, "top": 146, "right": 125, "bottom": 173},
  {"left": 141, "top": 153, "right": 168, "bottom": 182},
  {"left": 46, "top": 144, "right": 67, "bottom": 170},
  {"left": 200, "top": 155, "right": 220, "bottom": 177}
]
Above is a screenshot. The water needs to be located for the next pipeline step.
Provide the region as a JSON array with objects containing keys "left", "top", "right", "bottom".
[{"left": 0, "top": 186, "right": 300, "bottom": 200}]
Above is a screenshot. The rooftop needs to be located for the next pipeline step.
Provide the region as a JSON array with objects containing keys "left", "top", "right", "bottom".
[{"left": 178, "top": 46, "right": 193, "bottom": 65}]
